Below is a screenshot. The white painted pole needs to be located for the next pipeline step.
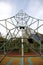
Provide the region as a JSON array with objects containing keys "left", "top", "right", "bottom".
[
  {"left": 21, "top": 38, "right": 24, "bottom": 65},
  {"left": 21, "top": 29, "right": 24, "bottom": 65},
  {"left": 22, "top": 39, "right": 24, "bottom": 56}
]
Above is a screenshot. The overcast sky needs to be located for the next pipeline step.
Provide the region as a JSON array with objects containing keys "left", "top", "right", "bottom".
[
  {"left": 0, "top": 0, "right": 43, "bottom": 34},
  {"left": 0, "top": 0, "right": 43, "bottom": 19}
]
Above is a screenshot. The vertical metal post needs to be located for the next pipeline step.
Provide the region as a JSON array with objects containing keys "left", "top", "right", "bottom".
[
  {"left": 21, "top": 28, "right": 24, "bottom": 65},
  {"left": 21, "top": 38, "right": 24, "bottom": 65},
  {"left": 40, "top": 43, "right": 41, "bottom": 56},
  {"left": 4, "top": 43, "right": 6, "bottom": 54},
  {"left": 22, "top": 39, "right": 24, "bottom": 56}
]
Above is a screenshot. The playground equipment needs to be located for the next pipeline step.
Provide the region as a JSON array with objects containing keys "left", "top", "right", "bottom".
[{"left": 0, "top": 10, "right": 43, "bottom": 64}]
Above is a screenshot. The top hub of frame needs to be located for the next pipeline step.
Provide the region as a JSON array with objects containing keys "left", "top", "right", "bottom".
[{"left": 15, "top": 10, "right": 29, "bottom": 29}]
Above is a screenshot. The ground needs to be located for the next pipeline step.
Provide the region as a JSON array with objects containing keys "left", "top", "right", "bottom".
[{"left": 0, "top": 55, "right": 43, "bottom": 65}]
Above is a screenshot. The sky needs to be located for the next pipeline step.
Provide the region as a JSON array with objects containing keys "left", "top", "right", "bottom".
[
  {"left": 0, "top": 0, "right": 43, "bottom": 19},
  {"left": 0, "top": 0, "right": 43, "bottom": 35}
]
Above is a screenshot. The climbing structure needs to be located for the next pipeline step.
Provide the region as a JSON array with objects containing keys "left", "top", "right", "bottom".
[{"left": 0, "top": 10, "right": 43, "bottom": 63}]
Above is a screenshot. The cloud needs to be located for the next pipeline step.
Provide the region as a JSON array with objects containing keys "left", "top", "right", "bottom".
[
  {"left": 0, "top": 0, "right": 43, "bottom": 34},
  {"left": 26, "top": 0, "right": 43, "bottom": 19},
  {"left": 0, "top": 1, "right": 12, "bottom": 19},
  {"left": 25, "top": 0, "right": 43, "bottom": 34}
]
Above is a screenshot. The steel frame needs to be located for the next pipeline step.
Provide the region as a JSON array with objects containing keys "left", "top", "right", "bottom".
[{"left": 0, "top": 10, "right": 43, "bottom": 63}]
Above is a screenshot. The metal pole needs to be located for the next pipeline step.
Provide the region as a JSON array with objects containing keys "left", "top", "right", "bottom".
[
  {"left": 21, "top": 29, "right": 24, "bottom": 65},
  {"left": 40, "top": 43, "right": 42, "bottom": 56},
  {"left": 4, "top": 43, "right": 6, "bottom": 54},
  {"left": 21, "top": 38, "right": 24, "bottom": 65},
  {"left": 22, "top": 39, "right": 24, "bottom": 56}
]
